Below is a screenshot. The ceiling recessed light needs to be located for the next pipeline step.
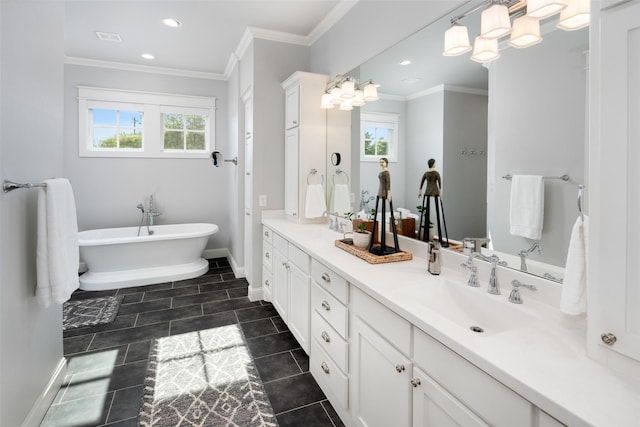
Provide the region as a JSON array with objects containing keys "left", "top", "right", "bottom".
[
  {"left": 141, "top": 53, "right": 155, "bottom": 60},
  {"left": 162, "top": 18, "right": 182, "bottom": 28},
  {"left": 399, "top": 59, "right": 412, "bottom": 65},
  {"left": 95, "top": 31, "right": 122, "bottom": 42}
]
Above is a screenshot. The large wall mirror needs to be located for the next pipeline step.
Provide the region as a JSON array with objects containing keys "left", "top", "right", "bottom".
[{"left": 344, "top": 0, "right": 589, "bottom": 282}]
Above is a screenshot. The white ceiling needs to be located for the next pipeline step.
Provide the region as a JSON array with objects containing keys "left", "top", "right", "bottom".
[{"left": 65, "top": 0, "right": 353, "bottom": 78}]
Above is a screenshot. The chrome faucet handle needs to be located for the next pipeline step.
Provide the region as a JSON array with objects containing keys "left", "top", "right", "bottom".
[
  {"left": 461, "top": 263, "right": 479, "bottom": 287},
  {"left": 508, "top": 279, "right": 537, "bottom": 304}
]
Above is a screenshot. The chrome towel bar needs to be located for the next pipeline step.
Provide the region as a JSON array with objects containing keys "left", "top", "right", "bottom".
[
  {"left": 502, "top": 174, "right": 570, "bottom": 181},
  {"left": 3, "top": 180, "right": 47, "bottom": 193}
]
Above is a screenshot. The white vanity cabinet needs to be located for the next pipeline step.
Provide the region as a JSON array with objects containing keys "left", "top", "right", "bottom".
[
  {"left": 351, "top": 287, "right": 413, "bottom": 427},
  {"left": 270, "top": 231, "right": 311, "bottom": 353},
  {"left": 281, "top": 72, "right": 328, "bottom": 223},
  {"left": 309, "top": 259, "right": 350, "bottom": 414},
  {"left": 261, "top": 226, "right": 273, "bottom": 302}
]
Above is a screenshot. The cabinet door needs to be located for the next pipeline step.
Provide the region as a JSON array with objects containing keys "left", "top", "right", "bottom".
[
  {"left": 591, "top": 0, "right": 640, "bottom": 362},
  {"left": 351, "top": 316, "right": 412, "bottom": 427},
  {"left": 272, "top": 249, "right": 289, "bottom": 322},
  {"left": 285, "top": 85, "right": 300, "bottom": 129},
  {"left": 288, "top": 263, "right": 310, "bottom": 354},
  {"left": 412, "top": 367, "right": 489, "bottom": 427},
  {"left": 284, "top": 128, "right": 299, "bottom": 219}
]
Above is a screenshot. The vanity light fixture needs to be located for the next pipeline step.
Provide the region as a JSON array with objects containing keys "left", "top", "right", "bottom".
[
  {"left": 443, "top": 23, "right": 472, "bottom": 56},
  {"left": 526, "top": 0, "right": 566, "bottom": 19},
  {"left": 480, "top": 2, "right": 512, "bottom": 39},
  {"left": 556, "top": 0, "right": 590, "bottom": 31},
  {"left": 443, "top": 0, "right": 588, "bottom": 64},
  {"left": 509, "top": 14, "right": 542, "bottom": 48},
  {"left": 320, "top": 75, "right": 379, "bottom": 110}
]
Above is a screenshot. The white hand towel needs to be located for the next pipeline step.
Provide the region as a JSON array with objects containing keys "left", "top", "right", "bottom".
[
  {"left": 305, "top": 183, "right": 327, "bottom": 219},
  {"left": 332, "top": 184, "right": 351, "bottom": 216},
  {"left": 561, "top": 215, "right": 589, "bottom": 315},
  {"left": 36, "top": 178, "right": 80, "bottom": 307},
  {"left": 509, "top": 175, "right": 545, "bottom": 240}
]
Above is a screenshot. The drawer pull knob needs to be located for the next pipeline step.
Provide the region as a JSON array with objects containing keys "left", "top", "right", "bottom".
[
  {"left": 321, "top": 331, "right": 331, "bottom": 343},
  {"left": 321, "top": 362, "right": 330, "bottom": 374},
  {"left": 265, "top": 280, "right": 270, "bottom": 287},
  {"left": 321, "top": 300, "right": 331, "bottom": 311},
  {"left": 601, "top": 333, "right": 617, "bottom": 345},
  {"left": 321, "top": 273, "right": 331, "bottom": 283},
  {"left": 264, "top": 231, "right": 269, "bottom": 237},
  {"left": 265, "top": 252, "right": 270, "bottom": 259},
  {"left": 410, "top": 378, "right": 421, "bottom": 388},
  {"left": 395, "top": 364, "right": 405, "bottom": 373}
]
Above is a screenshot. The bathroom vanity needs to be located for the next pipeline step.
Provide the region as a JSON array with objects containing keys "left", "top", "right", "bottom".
[{"left": 262, "top": 212, "right": 640, "bottom": 427}]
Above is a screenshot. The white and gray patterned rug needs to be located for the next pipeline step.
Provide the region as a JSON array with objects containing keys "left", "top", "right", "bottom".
[
  {"left": 138, "top": 325, "right": 278, "bottom": 427},
  {"left": 62, "top": 295, "right": 123, "bottom": 331}
]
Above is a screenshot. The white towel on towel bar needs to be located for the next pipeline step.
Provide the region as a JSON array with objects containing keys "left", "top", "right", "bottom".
[
  {"left": 561, "top": 215, "right": 589, "bottom": 315},
  {"left": 509, "top": 175, "right": 545, "bottom": 240},
  {"left": 305, "top": 183, "right": 327, "bottom": 219},
  {"left": 332, "top": 183, "right": 351, "bottom": 216},
  {"left": 36, "top": 178, "right": 80, "bottom": 307}
]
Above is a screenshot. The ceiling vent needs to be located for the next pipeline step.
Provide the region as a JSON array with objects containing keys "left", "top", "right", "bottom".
[{"left": 95, "top": 31, "right": 123, "bottom": 42}]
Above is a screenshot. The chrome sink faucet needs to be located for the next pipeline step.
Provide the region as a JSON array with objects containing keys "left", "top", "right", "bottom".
[
  {"left": 518, "top": 241, "right": 543, "bottom": 273},
  {"left": 475, "top": 254, "right": 506, "bottom": 295},
  {"left": 461, "top": 253, "right": 479, "bottom": 287},
  {"left": 508, "top": 280, "right": 537, "bottom": 304}
]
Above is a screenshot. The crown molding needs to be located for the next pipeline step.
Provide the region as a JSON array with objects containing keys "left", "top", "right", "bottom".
[
  {"left": 308, "top": 0, "right": 359, "bottom": 45},
  {"left": 64, "top": 56, "right": 225, "bottom": 80}
]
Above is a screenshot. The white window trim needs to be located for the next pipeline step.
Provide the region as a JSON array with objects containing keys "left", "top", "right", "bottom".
[
  {"left": 360, "top": 112, "right": 399, "bottom": 163},
  {"left": 78, "top": 86, "right": 216, "bottom": 158}
]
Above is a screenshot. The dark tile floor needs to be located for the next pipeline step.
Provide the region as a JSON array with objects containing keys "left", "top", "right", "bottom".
[{"left": 41, "top": 258, "right": 344, "bottom": 427}]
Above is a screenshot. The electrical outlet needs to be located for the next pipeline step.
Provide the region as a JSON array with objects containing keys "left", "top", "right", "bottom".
[{"left": 259, "top": 195, "right": 267, "bottom": 207}]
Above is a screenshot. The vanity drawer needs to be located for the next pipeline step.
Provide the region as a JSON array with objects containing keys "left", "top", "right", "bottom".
[
  {"left": 262, "top": 242, "right": 273, "bottom": 270},
  {"left": 414, "top": 328, "right": 533, "bottom": 426},
  {"left": 262, "top": 226, "right": 273, "bottom": 245},
  {"left": 262, "top": 266, "right": 272, "bottom": 302},
  {"left": 311, "top": 258, "right": 348, "bottom": 303},
  {"left": 273, "top": 232, "right": 288, "bottom": 254},
  {"left": 312, "top": 283, "right": 348, "bottom": 339},
  {"left": 288, "top": 242, "right": 309, "bottom": 275},
  {"left": 311, "top": 337, "right": 348, "bottom": 410},
  {"left": 352, "top": 286, "right": 411, "bottom": 356},
  {"left": 312, "top": 310, "right": 348, "bottom": 373}
]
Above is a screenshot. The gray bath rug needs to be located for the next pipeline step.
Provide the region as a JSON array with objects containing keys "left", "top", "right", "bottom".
[
  {"left": 138, "top": 325, "right": 278, "bottom": 427},
  {"left": 62, "top": 295, "right": 123, "bottom": 331}
]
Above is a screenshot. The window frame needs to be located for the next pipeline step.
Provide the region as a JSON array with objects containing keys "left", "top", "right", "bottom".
[
  {"left": 360, "top": 112, "right": 399, "bottom": 163},
  {"left": 78, "top": 86, "right": 216, "bottom": 158}
]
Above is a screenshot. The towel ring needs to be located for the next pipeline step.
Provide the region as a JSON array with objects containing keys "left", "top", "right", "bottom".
[
  {"left": 332, "top": 168, "right": 350, "bottom": 185},
  {"left": 578, "top": 184, "right": 585, "bottom": 221},
  {"left": 306, "top": 169, "right": 323, "bottom": 186}
]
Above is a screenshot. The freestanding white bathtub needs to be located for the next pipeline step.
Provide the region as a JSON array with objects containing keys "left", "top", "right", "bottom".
[{"left": 78, "top": 223, "right": 219, "bottom": 290}]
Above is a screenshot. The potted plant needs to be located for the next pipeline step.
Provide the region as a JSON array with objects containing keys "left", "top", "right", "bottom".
[{"left": 352, "top": 222, "right": 371, "bottom": 249}]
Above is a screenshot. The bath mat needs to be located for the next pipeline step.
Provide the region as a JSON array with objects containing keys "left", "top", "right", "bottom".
[
  {"left": 138, "top": 325, "right": 278, "bottom": 427},
  {"left": 62, "top": 295, "right": 123, "bottom": 331}
]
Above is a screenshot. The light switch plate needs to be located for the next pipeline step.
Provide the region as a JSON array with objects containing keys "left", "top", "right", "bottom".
[{"left": 259, "top": 195, "right": 267, "bottom": 207}]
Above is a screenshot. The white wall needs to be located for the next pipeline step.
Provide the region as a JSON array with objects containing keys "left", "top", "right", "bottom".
[
  {"left": 0, "top": 2, "right": 65, "bottom": 426},
  {"left": 63, "top": 65, "right": 230, "bottom": 250},
  {"left": 487, "top": 28, "right": 588, "bottom": 267},
  {"left": 310, "top": 1, "right": 466, "bottom": 77}
]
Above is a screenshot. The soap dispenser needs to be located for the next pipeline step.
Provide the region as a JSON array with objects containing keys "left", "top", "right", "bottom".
[{"left": 428, "top": 242, "right": 441, "bottom": 275}]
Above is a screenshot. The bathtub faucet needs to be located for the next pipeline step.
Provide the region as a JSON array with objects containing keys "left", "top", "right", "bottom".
[{"left": 147, "top": 194, "right": 162, "bottom": 226}]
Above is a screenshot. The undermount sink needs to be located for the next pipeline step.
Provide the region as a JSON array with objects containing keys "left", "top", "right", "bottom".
[{"left": 420, "top": 279, "right": 539, "bottom": 336}]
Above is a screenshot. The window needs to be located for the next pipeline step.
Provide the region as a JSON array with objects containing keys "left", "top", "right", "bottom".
[
  {"left": 360, "top": 112, "right": 399, "bottom": 162},
  {"left": 78, "top": 87, "right": 216, "bottom": 158}
]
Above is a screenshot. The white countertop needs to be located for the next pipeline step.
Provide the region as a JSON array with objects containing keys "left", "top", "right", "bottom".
[{"left": 262, "top": 213, "right": 640, "bottom": 427}]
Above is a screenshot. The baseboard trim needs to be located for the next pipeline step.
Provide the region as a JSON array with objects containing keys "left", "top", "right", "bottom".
[
  {"left": 247, "top": 285, "right": 264, "bottom": 302},
  {"left": 227, "top": 252, "right": 246, "bottom": 279},
  {"left": 202, "top": 248, "right": 228, "bottom": 260},
  {"left": 21, "top": 357, "right": 67, "bottom": 427}
]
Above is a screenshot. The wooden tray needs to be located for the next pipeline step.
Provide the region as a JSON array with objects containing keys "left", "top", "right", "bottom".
[{"left": 335, "top": 239, "right": 413, "bottom": 264}]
